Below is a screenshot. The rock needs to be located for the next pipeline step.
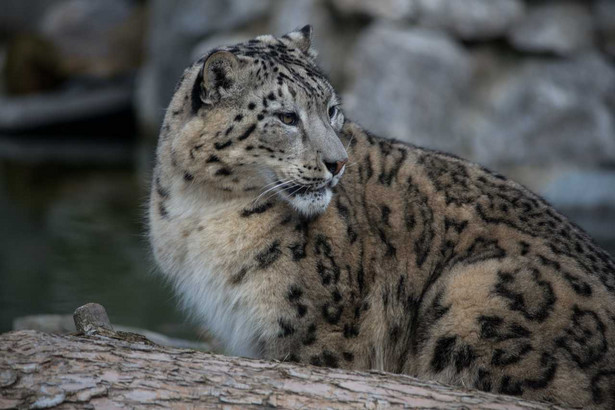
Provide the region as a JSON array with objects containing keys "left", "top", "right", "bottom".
[
  {"left": 0, "top": 76, "right": 133, "bottom": 132},
  {"left": 137, "top": 0, "right": 270, "bottom": 137},
  {"left": 39, "top": 0, "right": 145, "bottom": 78},
  {"left": 540, "top": 170, "right": 615, "bottom": 210},
  {"left": 593, "top": 0, "right": 615, "bottom": 57},
  {"left": 508, "top": 1, "right": 594, "bottom": 56},
  {"left": 468, "top": 53, "right": 615, "bottom": 167},
  {"left": 331, "top": 0, "right": 417, "bottom": 21},
  {"left": 73, "top": 303, "right": 113, "bottom": 334},
  {"left": 0, "top": 0, "right": 61, "bottom": 33},
  {"left": 0, "top": 136, "right": 134, "bottom": 164},
  {"left": 13, "top": 314, "right": 76, "bottom": 334},
  {"left": 415, "top": 0, "right": 524, "bottom": 40},
  {"left": 343, "top": 23, "right": 473, "bottom": 154},
  {"left": 164, "top": 0, "right": 270, "bottom": 39},
  {"left": 3, "top": 34, "right": 65, "bottom": 95}
]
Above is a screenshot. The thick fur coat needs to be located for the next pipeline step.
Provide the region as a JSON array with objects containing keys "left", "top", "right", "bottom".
[{"left": 150, "top": 27, "right": 615, "bottom": 408}]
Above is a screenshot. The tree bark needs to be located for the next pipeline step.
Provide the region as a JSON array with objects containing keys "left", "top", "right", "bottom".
[{"left": 0, "top": 306, "right": 562, "bottom": 409}]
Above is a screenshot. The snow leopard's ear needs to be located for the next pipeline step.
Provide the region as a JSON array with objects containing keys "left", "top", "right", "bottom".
[
  {"left": 199, "top": 50, "right": 239, "bottom": 105},
  {"left": 283, "top": 25, "right": 317, "bottom": 58}
]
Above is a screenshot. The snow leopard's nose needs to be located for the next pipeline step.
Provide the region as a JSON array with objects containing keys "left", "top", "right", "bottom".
[{"left": 324, "top": 158, "right": 348, "bottom": 176}]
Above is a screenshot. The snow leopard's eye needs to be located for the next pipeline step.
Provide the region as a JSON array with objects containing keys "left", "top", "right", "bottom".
[
  {"left": 278, "top": 112, "right": 299, "bottom": 126},
  {"left": 328, "top": 106, "right": 338, "bottom": 119}
]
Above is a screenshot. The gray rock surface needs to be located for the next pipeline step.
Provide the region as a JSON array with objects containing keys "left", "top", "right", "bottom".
[
  {"left": 508, "top": 1, "right": 594, "bottom": 56},
  {"left": 0, "top": 0, "right": 61, "bottom": 33},
  {"left": 416, "top": 0, "right": 524, "bottom": 40},
  {"left": 343, "top": 23, "right": 473, "bottom": 154},
  {"left": 13, "top": 314, "right": 76, "bottom": 334},
  {"left": 468, "top": 53, "right": 615, "bottom": 167},
  {"left": 541, "top": 170, "right": 615, "bottom": 209},
  {"left": 40, "top": 0, "right": 143, "bottom": 77},
  {"left": 593, "top": 0, "right": 615, "bottom": 56},
  {"left": 331, "top": 0, "right": 417, "bottom": 21},
  {"left": 164, "top": 0, "right": 270, "bottom": 39},
  {"left": 0, "top": 78, "right": 133, "bottom": 132}
]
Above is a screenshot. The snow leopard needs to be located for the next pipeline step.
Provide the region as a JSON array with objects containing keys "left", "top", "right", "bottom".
[{"left": 149, "top": 26, "right": 615, "bottom": 408}]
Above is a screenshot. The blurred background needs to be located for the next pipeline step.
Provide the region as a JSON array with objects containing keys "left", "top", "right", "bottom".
[{"left": 1, "top": 0, "right": 614, "bottom": 346}]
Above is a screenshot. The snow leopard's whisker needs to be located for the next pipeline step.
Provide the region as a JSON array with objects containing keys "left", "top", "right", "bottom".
[
  {"left": 255, "top": 178, "right": 293, "bottom": 197},
  {"left": 285, "top": 184, "right": 305, "bottom": 198},
  {"left": 344, "top": 135, "right": 355, "bottom": 152},
  {"left": 260, "top": 178, "right": 290, "bottom": 190},
  {"left": 251, "top": 179, "right": 293, "bottom": 205},
  {"left": 252, "top": 188, "right": 286, "bottom": 207},
  {"left": 260, "top": 182, "right": 299, "bottom": 204}
]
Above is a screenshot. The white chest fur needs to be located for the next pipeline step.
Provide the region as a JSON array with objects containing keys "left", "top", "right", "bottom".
[{"left": 151, "top": 188, "right": 282, "bottom": 358}]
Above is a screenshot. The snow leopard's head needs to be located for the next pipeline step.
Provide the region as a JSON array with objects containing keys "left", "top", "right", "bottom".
[{"left": 160, "top": 26, "right": 348, "bottom": 218}]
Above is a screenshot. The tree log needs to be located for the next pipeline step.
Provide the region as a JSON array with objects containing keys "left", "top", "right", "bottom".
[{"left": 0, "top": 306, "right": 563, "bottom": 409}]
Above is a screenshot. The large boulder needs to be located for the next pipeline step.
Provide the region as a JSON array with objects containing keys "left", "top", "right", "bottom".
[
  {"left": 0, "top": 77, "right": 133, "bottom": 133},
  {"left": 593, "top": 0, "right": 615, "bottom": 57},
  {"left": 540, "top": 170, "right": 615, "bottom": 211},
  {"left": 283, "top": 0, "right": 528, "bottom": 48},
  {"left": 415, "top": 0, "right": 524, "bottom": 40},
  {"left": 508, "top": 1, "right": 594, "bottom": 56},
  {"left": 2, "top": 0, "right": 144, "bottom": 94},
  {"left": 343, "top": 23, "right": 473, "bottom": 154},
  {"left": 0, "top": 0, "right": 62, "bottom": 33},
  {"left": 39, "top": 0, "right": 145, "bottom": 78},
  {"left": 330, "top": 0, "right": 417, "bottom": 21},
  {"left": 467, "top": 52, "right": 615, "bottom": 167}
]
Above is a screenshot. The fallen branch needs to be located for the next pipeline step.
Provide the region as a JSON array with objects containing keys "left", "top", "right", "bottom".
[{"left": 0, "top": 304, "right": 562, "bottom": 409}]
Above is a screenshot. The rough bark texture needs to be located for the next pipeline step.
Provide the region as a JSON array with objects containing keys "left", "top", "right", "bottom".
[
  {"left": 0, "top": 331, "right": 566, "bottom": 409},
  {"left": 0, "top": 303, "right": 563, "bottom": 409}
]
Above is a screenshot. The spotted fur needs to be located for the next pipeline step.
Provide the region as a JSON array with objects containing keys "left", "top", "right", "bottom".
[{"left": 149, "top": 26, "right": 615, "bottom": 408}]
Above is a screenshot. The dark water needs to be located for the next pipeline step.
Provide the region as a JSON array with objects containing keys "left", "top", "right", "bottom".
[{"left": 0, "top": 159, "right": 196, "bottom": 339}]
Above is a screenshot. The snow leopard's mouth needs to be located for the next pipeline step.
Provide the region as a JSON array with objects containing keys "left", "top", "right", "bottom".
[
  {"left": 287, "top": 184, "right": 328, "bottom": 198},
  {"left": 268, "top": 178, "right": 330, "bottom": 198},
  {"left": 275, "top": 180, "right": 333, "bottom": 217}
]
